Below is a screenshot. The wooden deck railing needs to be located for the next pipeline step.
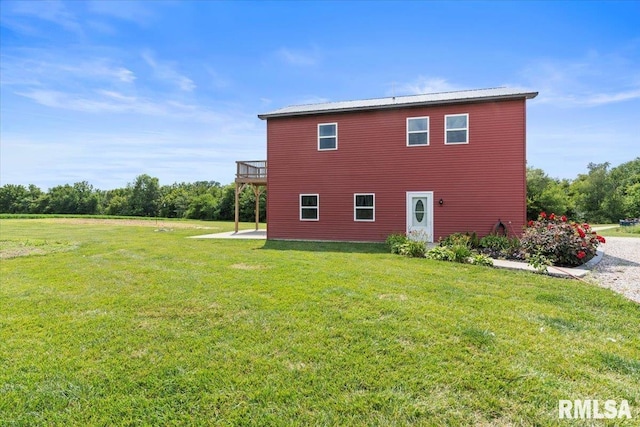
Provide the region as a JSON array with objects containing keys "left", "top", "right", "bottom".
[{"left": 236, "top": 160, "right": 267, "bottom": 183}]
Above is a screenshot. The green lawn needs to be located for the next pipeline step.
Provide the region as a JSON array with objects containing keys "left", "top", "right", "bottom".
[
  {"left": 597, "top": 225, "right": 640, "bottom": 238},
  {"left": 1, "top": 218, "right": 638, "bottom": 426}
]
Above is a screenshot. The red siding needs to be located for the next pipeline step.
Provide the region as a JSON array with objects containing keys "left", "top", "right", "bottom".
[{"left": 266, "top": 99, "right": 528, "bottom": 242}]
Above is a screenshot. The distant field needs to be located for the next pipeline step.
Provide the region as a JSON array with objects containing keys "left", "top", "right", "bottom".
[
  {"left": 0, "top": 213, "right": 251, "bottom": 225},
  {"left": 597, "top": 225, "right": 640, "bottom": 238},
  {"left": 1, "top": 218, "right": 638, "bottom": 425}
]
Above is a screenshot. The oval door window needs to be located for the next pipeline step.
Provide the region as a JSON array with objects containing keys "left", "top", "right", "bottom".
[{"left": 415, "top": 199, "right": 424, "bottom": 222}]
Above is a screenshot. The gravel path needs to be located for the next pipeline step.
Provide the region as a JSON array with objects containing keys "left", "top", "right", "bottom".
[{"left": 589, "top": 237, "right": 640, "bottom": 304}]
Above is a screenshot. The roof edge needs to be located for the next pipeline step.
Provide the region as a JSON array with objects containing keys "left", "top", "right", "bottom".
[{"left": 258, "top": 89, "right": 538, "bottom": 120}]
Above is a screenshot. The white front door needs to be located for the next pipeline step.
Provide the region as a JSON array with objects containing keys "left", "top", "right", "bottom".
[{"left": 406, "top": 191, "right": 434, "bottom": 242}]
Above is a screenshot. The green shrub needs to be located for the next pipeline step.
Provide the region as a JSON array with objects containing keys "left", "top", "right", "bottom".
[
  {"left": 468, "top": 232, "right": 480, "bottom": 249},
  {"left": 450, "top": 244, "right": 472, "bottom": 263},
  {"left": 426, "top": 236, "right": 492, "bottom": 268},
  {"left": 398, "top": 240, "right": 427, "bottom": 258},
  {"left": 479, "top": 234, "right": 511, "bottom": 251},
  {"left": 386, "top": 233, "right": 408, "bottom": 254},
  {"left": 528, "top": 252, "right": 552, "bottom": 272},
  {"left": 425, "top": 246, "right": 455, "bottom": 261},
  {"left": 439, "top": 232, "right": 481, "bottom": 249},
  {"left": 521, "top": 212, "right": 605, "bottom": 268},
  {"left": 386, "top": 232, "right": 428, "bottom": 258},
  {"left": 470, "top": 253, "right": 494, "bottom": 267},
  {"left": 479, "top": 234, "right": 523, "bottom": 259},
  {"left": 439, "top": 232, "right": 472, "bottom": 248}
]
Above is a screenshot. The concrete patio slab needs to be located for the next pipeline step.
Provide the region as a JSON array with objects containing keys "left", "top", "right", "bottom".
[{"left": 189, "top": 229, "right": 266, "bottom": 239}]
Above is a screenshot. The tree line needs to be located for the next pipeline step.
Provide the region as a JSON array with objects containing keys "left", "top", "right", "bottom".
[
  {"left": 0, "top": 174, "right": 266, "bottom": 222},
  {"left": 527, "top": 158, "right": 639, "bottom": 222},
  {"left": 1, "top": 158, "right": 638, "bottom": 223}
]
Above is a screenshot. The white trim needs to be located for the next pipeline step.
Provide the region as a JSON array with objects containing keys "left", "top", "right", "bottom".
[
  {"left": 406, "top": 116, "right": 430, "bottom": 146},
  {"left": 318, "top": 122, "right": 338, "bottom": 151},
  {"left": 444, "top": 113, "right": 469, "bottom": 145},
  {"left": 300, "top": 194, "right": 319, "bottom": 221},
  {"left": 354, "top": 193, "right": 375, "bottom": 222},
  {"left": 406, "top": 191, "right": 434, "bottom": 242}
]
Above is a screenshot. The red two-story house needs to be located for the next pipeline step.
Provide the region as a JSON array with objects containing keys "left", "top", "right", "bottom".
[{"left": 257, "top": 88, "right": 538, "bottom": 242}]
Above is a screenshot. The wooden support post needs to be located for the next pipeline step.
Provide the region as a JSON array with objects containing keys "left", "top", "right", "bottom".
[
  {"left": 234, "top": 182, "right": 240, "bottom": 233},
  {"left": 254, "top": 185, "right": 260, "bottom": 231}
]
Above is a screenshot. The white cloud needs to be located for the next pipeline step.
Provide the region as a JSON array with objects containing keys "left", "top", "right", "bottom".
[
  {"left": 114, "top": 67, "right": 136, "bottom": 83},
  {"left": 87, "top": 0, "right": 155, "bottom": 25},
  {"left": 16, "top": 89, "right": 152, "bottom": 114},
  {"left": 142, "top": 50, "right": 196, "bottom": 91},
  {"left": 0, "top": 53, "right": 136, "bottom": 87},
  {"left": 2, "top": 0, "right": 159, "bottom": 38},
  {"left": 97, "top": 90, "right": 137, "bottom": 103},
  {"left": 277, "top": 48, "right": 319, "bottom": 66},
  {"left": 205, "top": 67, "right": 231, "bottom": 89},
  {"left": 295, "top": 96, "right": 330, "bottom": 105},
  {"left": 58, "top": 60, "right": 137, "bottom": 84},
  {"left": 8, "top": 0, "right": 83, "bottom": 35},
  {"left": 584, "top": 89, "right": 640, "bottom": 106},
  {"left": 521, "top": 51, "right": 640, "bottom": 108},
  {"left": 15, "top": 88, "right": 231, "bottom": 123},
  {"left": 391, "top": 77, "right": 462, "bottom": 96},
  {"left": 1, "top": 46, "right": 252, "bottom": 149}
]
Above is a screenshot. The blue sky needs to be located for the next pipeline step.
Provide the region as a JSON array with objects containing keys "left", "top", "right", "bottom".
[{"left": 1, "top": 1, "right": 639, "bottom": 190}]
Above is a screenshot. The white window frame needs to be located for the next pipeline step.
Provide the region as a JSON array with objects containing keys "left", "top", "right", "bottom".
[
  {"left": 354, "top": 193, "right": 375, "bottom": 222},
  {"left": 300, "top": 194, "right": 319, "bottom": 221},
  {"left": 406, "top": 116, "right": 430, "bottom": 146},
  {"left": 318, "top": 123, "right": 338, "bottom": 151},
  {"left": 444, "top": 113, "right": 469, "bottom": 145}
]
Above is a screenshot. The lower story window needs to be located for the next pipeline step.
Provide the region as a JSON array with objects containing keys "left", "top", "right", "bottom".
[
  {"left": 300, "top": 194, "right": 319, "bottom": 221},
  {"left": 354, "top": 193, "right": 375, "bottom": 221}
]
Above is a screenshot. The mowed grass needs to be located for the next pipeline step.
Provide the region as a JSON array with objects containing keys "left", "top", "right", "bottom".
[
  {"left": 1, "top": 219, "right": 638, "bottom": 426},
  {"left": 598, "top": 225, "right": 640, "bottom": 238}
]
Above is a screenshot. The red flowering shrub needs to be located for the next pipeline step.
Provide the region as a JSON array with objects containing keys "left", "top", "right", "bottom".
[{"left": 521, "top": 212, "right": 605, "bottom": 268}]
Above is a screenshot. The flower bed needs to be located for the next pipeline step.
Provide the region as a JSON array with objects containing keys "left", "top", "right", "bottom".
[
  {"left": 521, "top": 212, "right": 605, "bottom": 269},
  {"left": 386, "top": 212, "right": 606, "bottom": 273}
]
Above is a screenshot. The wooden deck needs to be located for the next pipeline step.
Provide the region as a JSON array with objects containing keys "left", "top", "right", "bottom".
[
  {"left": 235, "top": 160, "right": 267, "bottom": 184},
  {"left": 234, "top": 160, "right": 267, "bottom": 232}
]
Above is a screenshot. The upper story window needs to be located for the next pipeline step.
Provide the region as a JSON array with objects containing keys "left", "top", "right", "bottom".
[
  {"left": 354, "top": 194, "right": 375, "bottom": 221},
  {"left": 300, "top": 194, "right": 319, "bottom": 221},
  {"left": 445, "top": 114, "right": 469, "bottom": 144},
  {"left": 407, "top": 117, "right": 429, "bottom": 146},
  {"left": 318, "top": 123, "right": 337, "bottom": 150}
]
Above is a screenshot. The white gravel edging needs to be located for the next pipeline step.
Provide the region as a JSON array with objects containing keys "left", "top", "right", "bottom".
[{"left": 589, "top": 237, "right": 640, "bottom": 304}]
